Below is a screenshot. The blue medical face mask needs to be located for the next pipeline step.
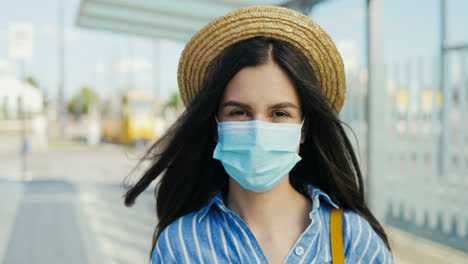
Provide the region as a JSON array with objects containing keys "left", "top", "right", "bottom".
[{"left": 213, "top": 118, "right": 304, "bottom": 192}]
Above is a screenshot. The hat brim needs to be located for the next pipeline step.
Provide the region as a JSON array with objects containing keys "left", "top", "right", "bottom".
[{"left": 177, "top": 5, "right": 346, "bottom": 113}]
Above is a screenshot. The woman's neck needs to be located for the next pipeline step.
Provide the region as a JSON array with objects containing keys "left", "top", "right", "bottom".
[{"left": 225, "top": 176, "right": 312, "bottom": 238}]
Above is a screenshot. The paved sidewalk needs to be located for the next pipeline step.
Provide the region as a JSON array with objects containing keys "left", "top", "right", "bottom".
[
  {"left": 388, "top": 226, "right": 468, "bottom": 263},
  {"left": 0, "top": 180, "right": 156, "bottom": 264}
]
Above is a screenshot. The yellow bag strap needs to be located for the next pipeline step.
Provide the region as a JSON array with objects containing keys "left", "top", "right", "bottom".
[{"left": 330, "top": 208, "right": 345, "bottom": 264}]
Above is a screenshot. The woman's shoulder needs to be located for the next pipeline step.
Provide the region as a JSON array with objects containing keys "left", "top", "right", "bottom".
[
  {"left": 151, "top": 209, "right": 215, "bottom": 263},
  {"left": 156, "top": 210, "right": 206, "bottom": 243},
  {"left": 341, "top": 209, "right": 395, "bottom": 264}
]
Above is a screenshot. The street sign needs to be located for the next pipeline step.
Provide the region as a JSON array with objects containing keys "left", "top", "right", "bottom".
[{"left": 8, "top": 24, "right": 35, "bottom": 60}]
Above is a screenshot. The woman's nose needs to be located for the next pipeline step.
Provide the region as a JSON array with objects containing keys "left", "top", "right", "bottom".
[{"left": 251, "top": 114, "right": 269, "bottom": 122}]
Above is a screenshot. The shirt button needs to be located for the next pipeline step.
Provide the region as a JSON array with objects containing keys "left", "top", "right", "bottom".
[{"left": 295, "top": 246, "right": 305, "bottom": 256}]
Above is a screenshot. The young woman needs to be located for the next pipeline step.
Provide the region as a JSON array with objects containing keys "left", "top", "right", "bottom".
[{"left": 124, "top": 5, "right": 394, "bottom": 264}]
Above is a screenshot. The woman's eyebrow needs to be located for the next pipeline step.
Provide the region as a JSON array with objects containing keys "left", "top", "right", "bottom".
[
  {"left": 221, "top": 101, "right": 251, "bottom": 109},
  {"left": 269, "top": 102, "right": 299, "bottom": 109}
]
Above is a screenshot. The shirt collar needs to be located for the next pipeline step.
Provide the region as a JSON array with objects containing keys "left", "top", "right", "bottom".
[
  {"left": 306, "top": 184, "right": 340, "bottom": 212},
  {"left": 197, "top": 184, "right": 340, "bottom": 223},
  {"left": 198, "top": 192, "right": 227, "bottom": 223}
]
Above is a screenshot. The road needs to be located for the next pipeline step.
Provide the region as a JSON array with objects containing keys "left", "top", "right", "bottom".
[{"left": 0, "top": 135, "right": 467, "bottom": 264}]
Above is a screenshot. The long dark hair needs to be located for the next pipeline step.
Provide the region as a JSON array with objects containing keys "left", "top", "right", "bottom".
[{"left": 124, "top": 36, "right": 391, "bottom": 257}]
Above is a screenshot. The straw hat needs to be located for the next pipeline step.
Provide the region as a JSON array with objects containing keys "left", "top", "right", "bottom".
[{"left": 177, "top": 5, "right": 346, "bottom": 113}]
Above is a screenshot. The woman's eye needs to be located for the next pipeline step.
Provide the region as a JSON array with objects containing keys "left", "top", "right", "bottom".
[
  {"left": 230, "top": 109, "right": 246, "bottom": 116},
  {"left": 273, "top": 111, "right": 289, "bottom": 117}
]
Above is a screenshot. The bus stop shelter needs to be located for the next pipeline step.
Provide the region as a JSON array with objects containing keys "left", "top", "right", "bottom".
[{"left": 76, "top": 0, "right": 324, "bottom": 42}]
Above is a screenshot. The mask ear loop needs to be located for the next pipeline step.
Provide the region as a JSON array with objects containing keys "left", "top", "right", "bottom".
[
  {"left": 300, "top": 117, "right": 306, "bottom": 144},
  {"left": 215, "top": 115, "right": 219, "bottom": 124}
]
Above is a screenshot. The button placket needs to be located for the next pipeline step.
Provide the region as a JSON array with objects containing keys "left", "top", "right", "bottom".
[
  {"left": 283, "top": 214, "right": 318, "bottom": 263},
  {"left": 294, "top": 246, "right": 305, "bottom": 256}
]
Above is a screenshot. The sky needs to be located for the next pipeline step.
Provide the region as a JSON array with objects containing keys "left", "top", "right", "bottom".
[{"left": 0, "top": 0, "right": 466, "bottom": 102}]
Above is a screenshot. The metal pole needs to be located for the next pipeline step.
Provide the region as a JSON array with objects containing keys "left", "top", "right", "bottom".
[
  {"left": 58, "top": 0, "right": 66, "bottom": 139},
  {"left": 438, "top": 0, "right": 447, "bottom": 178},
  {"left": 460, "top": 54, "right": 467, "bottom": 183},
  {"left": 127, "top": 36, "right": 133, "bottom": 90},
  {"left": 20, "top": 60, "right": 27, "bottom": 180},
  {"left": 153, "top": 40, "right": 160, "bottom": 96},
  {"left": 366, "top": 0, "right": 386, "bottom": 221}
]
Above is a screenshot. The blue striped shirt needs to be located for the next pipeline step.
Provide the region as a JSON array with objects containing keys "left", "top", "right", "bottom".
[{"left": 151, "top": 185, "right": 394, "bottom": 263}]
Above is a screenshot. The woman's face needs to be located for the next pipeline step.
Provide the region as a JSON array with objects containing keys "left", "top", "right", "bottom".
[{"left": 217, "top": 59, "right": 303, "bottom": 124}]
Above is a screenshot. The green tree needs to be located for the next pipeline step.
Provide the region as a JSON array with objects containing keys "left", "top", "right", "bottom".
[
  {"left": 67, "top": 85, "right": 101, "bottom": 116},
  {"left": 162, "top": 92, "right": 184, "bottom": 115},
  {"left": 24, "top": 76, "right": 39, "bottom": 88},
  {"left": 1, "top": 96, "right": 8, "bottom": 119},
  {"left": 23, "top": 75, "right": 48, "bottom": 108}
]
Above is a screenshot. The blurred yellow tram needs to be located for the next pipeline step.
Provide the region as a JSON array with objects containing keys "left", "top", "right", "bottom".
[{"left": 102, "top": 90, "right": 159, "bottom": 146}]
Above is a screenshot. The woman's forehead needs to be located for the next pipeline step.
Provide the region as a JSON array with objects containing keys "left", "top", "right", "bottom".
[{"left": 221, "top": 61, "right": 300, "bottom": 106}]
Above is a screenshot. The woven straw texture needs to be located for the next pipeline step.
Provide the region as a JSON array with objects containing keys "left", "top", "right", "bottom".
[{"left": 177, "top": 5, "right": 346, "bottom": 113}]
